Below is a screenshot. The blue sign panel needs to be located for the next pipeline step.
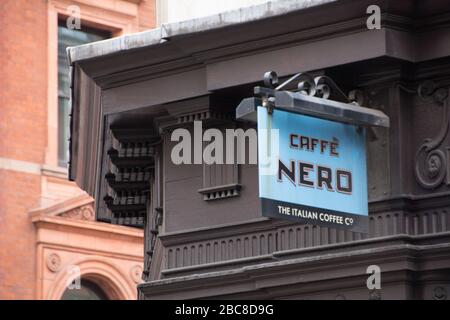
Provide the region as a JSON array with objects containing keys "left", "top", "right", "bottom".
[{"left": 258, "top": 106, "right": 368, "bottom": 233}]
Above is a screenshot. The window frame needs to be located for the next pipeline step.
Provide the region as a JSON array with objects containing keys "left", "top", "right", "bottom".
[
  {"left": 56, "top": 20, "right": 111, "bottom": 167},
  {"left": 47, "top": 0, "right": 140, "bottom": 169}
]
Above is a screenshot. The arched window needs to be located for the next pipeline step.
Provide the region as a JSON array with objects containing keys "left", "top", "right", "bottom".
[{"left": 61, "top": 279, "right": 109, "bottom": 300}]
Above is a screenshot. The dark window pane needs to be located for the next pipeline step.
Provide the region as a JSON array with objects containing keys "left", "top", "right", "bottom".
[
  {"left": 61, "top": 279, "right": 109, "bottom": 300},
  {"left": 57, "top": 22, "right": 110, "bottom": 167}
]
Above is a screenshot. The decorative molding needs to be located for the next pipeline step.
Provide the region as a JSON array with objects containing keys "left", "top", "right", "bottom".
[
  {"left": 433, "top": 286, "right": 447, "bottom": 300},
  {"left": 140, "top": 236, "right": 450, "bottom": 299},
  {"left": 46, "top": 253, "right": 62, "bottom": 272},
  {"left": 198, "top": 183, "right": 241, "bottom": 201},
  {"left": 166, "top": 96, "right": 234, "bottom": 127},
  {"left": 162, "top": 208, "right": 450, "bottom": 271},
  {"left": 368, "top": 192, "right": 450, "bottom": 213},
  {"left": 91, "top": 11, "right": 450, "bottom": 89},
  {"left": 60, "top": 204, "right": 95, "bottom": 221},
  {"left": 262, "top": 71, "right": 350, "bottom": 103},
  {"left": 45, "top": 255, "right": 138, "bottom": 300},
  {"left": 130, "top": 265, "right": 143, "bottom": 284},
  {"left": 33, "top": 215, "right": 144, "bottom": 238},
  {"left": 30, "top": 193, "right": 94, "bottom": 220},
  {"left": 177, "top": 110, "right": 233, "bottom": 125},
  {"left": 154, "top": 114, "right": 180, "bottom": 136},
  {"left": 415, "top": 84, "right": 450, "bottom": 189},
  {"left": 199, "top": 124, "right": 241, "bottom": 201}
]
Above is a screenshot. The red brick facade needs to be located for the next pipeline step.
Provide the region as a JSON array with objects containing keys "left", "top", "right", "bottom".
[{"left": 0, "top": 0, "right": 155, "bottom": 300}]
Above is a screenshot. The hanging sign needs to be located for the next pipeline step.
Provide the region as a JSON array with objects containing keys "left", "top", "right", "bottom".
[{"left": 257, "top": 106, "right": 369, "bottom": 233}]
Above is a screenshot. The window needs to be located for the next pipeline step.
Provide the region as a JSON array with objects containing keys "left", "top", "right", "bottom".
[
  {"left": 60, "top": 279, "right": 108, "bottom": 300},
  {"left": 57, "top": 21, "right": 110, "bottom": 167}
]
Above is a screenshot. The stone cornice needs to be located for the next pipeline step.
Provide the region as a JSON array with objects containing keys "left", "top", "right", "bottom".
[
  {"left": 30, "top": 193, "right": 93, "bottom": 218},
  {"left": 30, "top": 193, "right": 143, "bottom": 238},
  {"left": 369, "top": 192, "right": 450, "bottom": 213},
  {"left": 32, "top": 214, "right": 143, "bottom": 238},
  {"left": 156, "top": 192, "right": 450, "bottom": 248},
  {"left": 71, "top": 1, "right": 450, "bottom": 90},
  {"left": 159, "top": 217, "right": 288, "bottom": 247},
  {"left": 68, "top": 0, "right": 338, "bottom": 63},
  {"left": 139, "top": 232, "right": 450, "bottom": 299}
]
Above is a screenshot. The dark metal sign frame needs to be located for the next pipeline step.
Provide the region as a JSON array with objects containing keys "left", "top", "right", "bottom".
[
  {"left": 236, "top": 71, "right": 390, "bottom": 233},
  {"left": 236, "top": 72, "right": 389, "bottom": 128}
]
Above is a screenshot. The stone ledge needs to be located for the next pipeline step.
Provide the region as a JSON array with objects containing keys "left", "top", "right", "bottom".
[{"left": 139, "top": 233, "right": 450, "bottom": 299}]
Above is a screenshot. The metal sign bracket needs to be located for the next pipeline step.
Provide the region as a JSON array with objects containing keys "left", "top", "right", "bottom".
[{"left": 237, "top": 71, "right": 389, "bottom": 129}]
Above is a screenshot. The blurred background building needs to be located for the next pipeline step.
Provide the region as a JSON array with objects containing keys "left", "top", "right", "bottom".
[{"left": 0, "top": 0, "right": 155, "bottom": 300}]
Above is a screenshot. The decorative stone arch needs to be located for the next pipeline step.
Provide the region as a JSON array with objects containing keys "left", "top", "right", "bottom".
[{"left": 47, "top": 255, "right": 136, "bottom": 300}]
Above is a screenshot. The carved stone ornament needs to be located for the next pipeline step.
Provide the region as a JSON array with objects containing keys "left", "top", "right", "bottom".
[
  {"left": 46, "top": 253, "right": 61, "bottom": 272},
  {"left": 130, "top": 265, "right": 143, "bottom": 284},
  {"left": 415, "top": 82, "right": 450, "bottom": 189},
  {"left": 433, "top": 286, "right": 447, "bottom": 300},
  {"left": 60, "top": 204, "right": 95, "bottom": 221}
]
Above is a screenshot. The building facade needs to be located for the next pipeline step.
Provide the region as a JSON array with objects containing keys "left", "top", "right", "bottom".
[
  {"left": 0, "top": 0, "right": 155, "bottom": 300},
  {"left": 69, "top": 0, "right": 450, "bottom": 299}
]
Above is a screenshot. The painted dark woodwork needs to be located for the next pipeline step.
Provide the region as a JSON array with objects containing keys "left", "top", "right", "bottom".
[{"left": 68, "top": 0, "right": 450, "bottom": 299}]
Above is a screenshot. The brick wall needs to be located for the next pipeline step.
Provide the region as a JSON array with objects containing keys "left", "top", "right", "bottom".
[
  {"left": 0, "top": 0, "right": 155, "bottom": 299},
  {"left": 0, "top": 0, "right": 47, "bottom": 300},
  {"left": 0, "top": 170, "right": 41, "bottom": 299},
  {"left": 139, "top": 0, "right": 157, "bottom": 31},
  {"left": 0, "top": 0, "right": 47, "bottom": 163}
]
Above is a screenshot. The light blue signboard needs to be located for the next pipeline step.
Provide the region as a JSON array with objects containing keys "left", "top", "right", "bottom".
[{"left": 258, "top": 106, "right": 368, "bottom": 232}]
